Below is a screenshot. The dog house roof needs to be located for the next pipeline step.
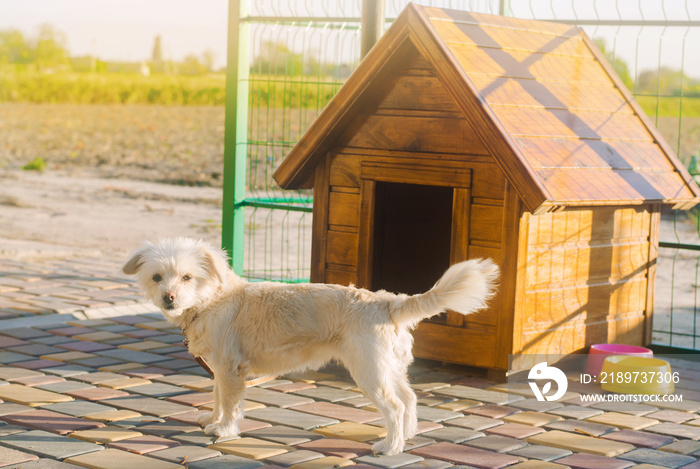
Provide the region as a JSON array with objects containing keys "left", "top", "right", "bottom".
[{"left": 273, "top": 3, "right": 700, "bottom": 213}]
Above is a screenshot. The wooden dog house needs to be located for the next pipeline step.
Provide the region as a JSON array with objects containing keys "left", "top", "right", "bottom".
[{"left": 273, "top": 4, "right": 700, "bottom": 372}]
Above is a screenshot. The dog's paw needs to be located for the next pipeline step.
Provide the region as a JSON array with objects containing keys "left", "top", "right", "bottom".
[
  {"left": 204, "top": 422, "right": 239, "bottom": 439},
  {"left": 197, "top": 411, "right": 215, "bottom": 427},
  {"left": 372, "top": 438, "right": 404, "bottom": 456}
]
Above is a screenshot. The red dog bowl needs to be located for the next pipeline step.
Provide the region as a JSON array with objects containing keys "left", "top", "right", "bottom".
[{"left": 584, "top": 343, "right": 653, "bottom": 377}]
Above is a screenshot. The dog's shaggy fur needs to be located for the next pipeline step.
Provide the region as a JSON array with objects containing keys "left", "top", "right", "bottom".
[{"left": 123, "top": 237, "right": 499, "bottom": 455}]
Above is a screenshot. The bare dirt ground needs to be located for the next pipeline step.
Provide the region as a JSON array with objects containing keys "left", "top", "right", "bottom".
[
  {"left": 0, "top": 168, "right": 224, "bottom": 259},
  {"left": 0, "top": 104, "right": 229, "bottom": 259},
  {"left": 0, "top": 103, "right": 226, "bottom": 186}
]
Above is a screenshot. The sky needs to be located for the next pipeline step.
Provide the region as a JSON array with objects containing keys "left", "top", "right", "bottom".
[
  {"left": 0, "top": 0, "right": 698, "bottom": 78},
  {"left": 0, "top": 1, "right": 230, "bottom": 69}
]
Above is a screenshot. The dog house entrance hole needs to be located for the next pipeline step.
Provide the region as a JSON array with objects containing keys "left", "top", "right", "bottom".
[{"left": 372, "top": 182, "right": 453, "bottom": 296}]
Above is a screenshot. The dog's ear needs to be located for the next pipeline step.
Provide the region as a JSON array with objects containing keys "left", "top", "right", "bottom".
[
  {"left": 201, "top": 244, "right": 231, "bottom": 284},
  {"left": 123, "top": 248, "right": 148, "bottom": 275}
]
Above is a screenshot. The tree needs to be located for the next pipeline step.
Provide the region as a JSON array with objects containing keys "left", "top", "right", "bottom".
[
  {"left": 593, "top": 38, "right": 634, "bottom": 91},
  {"left": 637, "top": 67, "right": 700, "bottom": 97},
  {"left": 253, "top": 41, "right": 304, "bottom": 75},
  {"left": 181, "top": 54, "right": 207, "bottom": 75},
  {"left": 201, "top": 49, "right": 215, "bottom": 72},
  {"left": 152, "top": 35, "right": 163, "bottom": 63},
  {"left": 33, "top": 23, "right": 69, "bottom": 69},
  {"left": 0, "top": 29, "right": 32, "bottom": 64}
]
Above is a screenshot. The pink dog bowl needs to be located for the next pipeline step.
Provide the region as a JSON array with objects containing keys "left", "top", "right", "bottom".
[{"left": 584, "top": 343, "right": 653, "bottom": 377}]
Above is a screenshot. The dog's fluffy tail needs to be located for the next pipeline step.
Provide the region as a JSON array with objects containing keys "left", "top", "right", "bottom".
[{"left": 390, "top": 259, "right": 499, "bottom": 328}]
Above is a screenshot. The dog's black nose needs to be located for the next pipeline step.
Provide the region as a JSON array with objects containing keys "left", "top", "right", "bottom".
[{"left": 163, "top": 292, "right": 175, "bottom": 303}]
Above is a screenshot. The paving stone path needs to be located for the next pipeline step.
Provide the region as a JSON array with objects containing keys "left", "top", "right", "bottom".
[{"left": 1, "top": 258, "right": 700, "bottom": 468}]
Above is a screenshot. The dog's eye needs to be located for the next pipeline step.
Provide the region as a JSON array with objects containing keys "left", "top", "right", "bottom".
[
  {"left": 182, "top": 275, "right": 192, "bottom": 282},
  {"left": 152, "top": 274, "right": 162, "bottom": 283}
]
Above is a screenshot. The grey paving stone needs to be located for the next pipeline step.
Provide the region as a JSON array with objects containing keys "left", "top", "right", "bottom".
[
  {"left": 71, "top": 371, "right": 128, "bottom": 384},
  {"left": 603, "top": 429, "right": 675, "bottom": 449},
  {"left": 421, "top": 426, "right": 484, "bottom": 443},
  {"left": 590, "top": 401, "right": 658, "bottom": 415},
  {"left": 464, "top": 435, "right": 527, "bottom": 453},
  {"left": 136, "top": 421, "right": 200, "bottom": 437},
  {"left": 508, "top": 444, "right": 573, "bottom": 461},
  {"left": 617, "top": 448, "right": 696, "bottom": 468},
  {"left": 415, "top": 406, "right": 463, "bottom": 423},
  {"left": 40, "top": 364, "right": 92, "bottom": 377},
  {"left": 0, "top": 445, "right": 39, "bottom": 466},
  {"left": 0, "top": 351, "right": 33, "bottom": 364},
  {"left": 0, "top": 423, "right": 33, "bottom": 437},
  {"left": 41, "top": 401, "right": 115, "bottom": 418},
  {"left": 35, "top": 381, "right": 95, "bottom": 393},
  {"left": 157, "top": 359, "right": 199, "bottom": 371},
  {"left": 125, "top": 382, "right": 190, "bottom": 398},
  {"left": 186, "top": 454, "right": 263, "bottom": 469},
  {"left": 646, "top": 422, "right": 700, "bottom": 440},
  {"left": 100, "top": 338, "right": 138, "bottom": 346},
  {"left": 31, "top": 336, "right": 76, "bottom": 345},
  {"left": 153, "top": 334, "right": 187, "bottom": 344},
  {"left": 246, "top": 407, "right": 339, "bottom": 430},
  {"left": 256, "top": 379, "right": 293, "bottom": 389},
  {"left": 443, "top": 415, "right": 504, "bottom": 431},
  {"left": 510, "top": 398, "right": 565, "bottom": 412},
  {"left": 403, "top": 436, "right": 438, "bottom": 452},
  {"left": 111, "top": 416, "right": 166, "bottom": 429},
  {"left": 0, "top": 403, "right": 35, "bottom": 417},
  {"left": 98, "top": 325, "right": 140, "bottom": 333},
  {"left": 171, "top": 430, "right": 229, "bottom": 447},
  {"left": 292, "top": 387, "right": 363, "bottom": 403},
  {"left": 148, "top": 445, "right": 222, "bottom": 464},
  {"left": 434, "top": 385, "right": 522, "bottom": 405},
  {"left": 546, "top": 405, "right": 603, "bottom": 420},
  {"left": 401, "top": 459, "right": 454, "bottom": 469},
  {"left": 660, "top": 439, "right": 700, "bottom": 455},
  {"left": 343, "top": 396, "right": 373, "bottom": 408},
  {"left": 73, "top": 357, "right": 124, "bottom": 368},
  {"left": 94, "top": 348, "right": 170, "bottom": 364},
  {"left": 3, "top": 328, "right": 51, "bottom": 339},
  {"left": 151, "top": 346, "right": 186, "bottom": 355},
  {"left": 101, "top": 396, "right": 193, "bottom": 418},
  {"left": 179, "top": 366, "right": 211, "bottom": 377},
  {"left": 245, "top": 387, "right": 315, "bottom": 408},
  {"left": 152, "top": 374, "right": 207, "bottom": 386},
  {"left": 544, "top": 418, "right": 618, "bottom": 436},
  {"left": 355, "top": 452, "right": 424, "bottom": 468},
  {"left": 8, "top": 344, "right": 64, "bottom": 356},
  {"left": 241, "top": 425, "right": 325, "bottom": 446},
  {"left": 3, "top": 459, "right": 84, "bottom": 468},
  {"left": 0, "top": 429, "right": 103, "bottom": 459},
  {"left": 264, "top": 449, "right": 323, "bottom": 466}
]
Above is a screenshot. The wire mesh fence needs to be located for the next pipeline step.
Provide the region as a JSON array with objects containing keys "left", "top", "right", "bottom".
[{"left": 225, "top": 0, "right": 700, "bottom": 348}]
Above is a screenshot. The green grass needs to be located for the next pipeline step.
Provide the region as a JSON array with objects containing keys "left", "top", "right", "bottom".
[
  {"left": 22, "top": 156, "right": 47, "bottom": 171},
  {"left": 0, "top": 70, "right": 227, "bottom": 106},
  {"left": 634, "top": 95, "right": 700, "bottom": 118},
  {"left": 2, "top": 69, "right": 699, "bottom": 118},
  {"left": 0, "top": 70, "right": 342, "bottom": 108}
]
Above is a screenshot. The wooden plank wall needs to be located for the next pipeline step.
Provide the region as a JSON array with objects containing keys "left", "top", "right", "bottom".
[{"left": 516, "top": 206, "right": 654, "bottom": 357}]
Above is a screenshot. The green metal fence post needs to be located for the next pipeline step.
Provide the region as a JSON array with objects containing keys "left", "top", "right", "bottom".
[
  {"left": 222, "top": 0, "right": 249, "bottom": 272},
  {"left": 499, "top": 0, "right": 511, "bottom": 16}
]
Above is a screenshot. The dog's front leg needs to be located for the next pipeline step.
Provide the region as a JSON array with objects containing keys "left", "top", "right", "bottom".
[
  {"left": 203, "top": 365, "right": 246, "bottom": 439},
  {"left": 198, "top": 376, "right": 223, "bottom": 428}
]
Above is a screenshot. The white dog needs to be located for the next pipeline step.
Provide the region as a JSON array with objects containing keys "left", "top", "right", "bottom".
[{"left": 123, "top": 237, "right": 498, "bottom": 455}]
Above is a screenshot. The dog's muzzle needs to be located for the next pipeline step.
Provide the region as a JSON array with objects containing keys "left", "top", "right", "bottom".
[{"left": 162, "top": 292, "right": 176, "bottom": 310}]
